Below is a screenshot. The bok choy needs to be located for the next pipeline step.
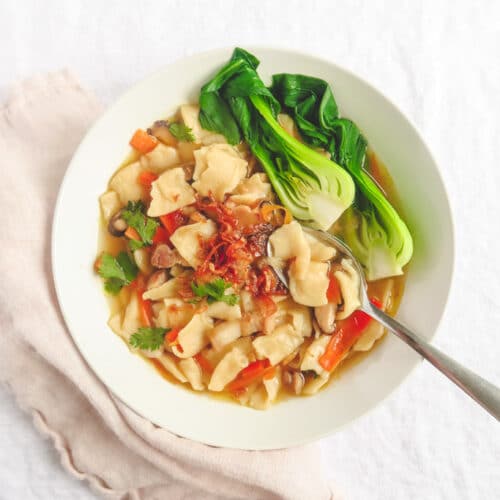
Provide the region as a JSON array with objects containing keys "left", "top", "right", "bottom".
[
  {"left": 271, "top": 73, "right": 413, "bottom": 280},
  {"left": 198, "top": 48, "right": 355, "bottom": 230}
]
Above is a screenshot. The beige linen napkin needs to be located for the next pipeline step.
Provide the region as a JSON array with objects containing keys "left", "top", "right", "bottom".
[{"left": 0, "top": 71, "right": 332, "bottom": 500}]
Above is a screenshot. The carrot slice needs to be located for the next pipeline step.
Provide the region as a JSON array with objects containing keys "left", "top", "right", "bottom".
[
  {"left": 227, "top": 359, "right": 272, "bottom": 393},
  {"left": 129, "top": 129, "right": 158, "bottom": 154},
  {"left": 152, "top": 226, "right": 170, "bottom": 245},
  {"left": 125, "top": 226, "right": 141, "bottom": 241},
  {"left": 326, "top": 272, "right": 342, "bottom": 304},
  {"left": 160, "top": 209, "right": 185, "bottom": 235},
  {"left": 138, "top": 170, "right": 158, "bottom": 188},
  {"left": 318, "top": 298, "right": 382, "bottom": 372},
  {"left": 94, "top": 254, "right": 103, "bottom": 273},
  {"left": 240, "top": 359, "right": 270, "bottom": 380},
  {"left": 194, "top": 353, "right": 214, "bottom": 374},
  {"left": 135, "top": 275, "right": 153, "bottom": 327},
  {"left": 262, "top": 366, "right": 276, "bottom": 380},
  {"left": 165, "top": 328, "right": 180, "bottom": 345},
  {"left": 139, "top": 296, "right": 153, "bottom": 327}
]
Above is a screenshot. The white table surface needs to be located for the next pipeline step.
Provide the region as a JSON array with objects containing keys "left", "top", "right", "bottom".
[{"left": 1, "top": 1, "right": 499, "bottom": 499}]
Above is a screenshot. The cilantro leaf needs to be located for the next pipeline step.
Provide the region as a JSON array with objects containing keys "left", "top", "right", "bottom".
[
  {"left": 191, "top": 278, "right": 239, "bottom": 306},
  {"left": 122, "top": 200, "right": 159, "bottom": 248},
  {"left": 220, "top": 293, "right": 239, "bottom": 306},
  {"left": 98, "top": 253, "right": 127, "bottom": 281},
  {"left": 97, "top": 252, "right": 138, "bottom": 295},
  {"left": 116, "top": 251, "right": 138, "bottom": 283},
  {"left": 129, "top": 327, "right": 169, "bottom": 351},
  {"left": 169, "top": 122, "right": 195, "bottom": 142},
  {"left": 104, "top": 278, "right": 125, "bottom": 295},
  {"left": 128, "top": 239, "right": 145, "bottom": 251}
]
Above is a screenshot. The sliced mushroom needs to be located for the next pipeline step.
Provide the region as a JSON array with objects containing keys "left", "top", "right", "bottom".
[
  {"left": 146, "top": 270, "right": 168, "bottom": 290},
  {"left": 302, "top": 369, "right": 319, "bottom": 381},
  {"left": 282, "top": 369, "right": 305, "bottom": 395},
  {"left": 282, "top": 369, "right": 293, "bottom": 388},
  {"left": 314, "top": 303, "right": 337, "bottom": 334},
  {"left": 286, "top": 350, "right": 304, "bottom": 370},
  {"left": 108, "top": 209, "right": 128, "bottom": 237},
  {"left": 148, "top": 120, "right": 177, "bottom": 146},
  {"left": 180, "top": 162, "right": 195, "bottom": 181},
  {"left": 292, "top": 371, "right": 305, "bottom": 395},
  {"left": 151, "top": 244, "right": 186, "bottom": 269}
]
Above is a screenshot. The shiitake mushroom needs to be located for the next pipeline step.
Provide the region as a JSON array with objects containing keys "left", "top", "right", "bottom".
[{"left": 108, "top": 209, "right": 128, "bottom": 237}]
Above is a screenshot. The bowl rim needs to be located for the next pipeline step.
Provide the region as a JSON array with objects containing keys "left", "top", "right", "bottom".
[{"left": 51, "top": 45, "right": 455, "bottom": 449}]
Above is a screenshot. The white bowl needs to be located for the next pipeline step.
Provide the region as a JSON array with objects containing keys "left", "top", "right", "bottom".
[{"left": 52, "top": 47, "right": 454, "bottom": 450}]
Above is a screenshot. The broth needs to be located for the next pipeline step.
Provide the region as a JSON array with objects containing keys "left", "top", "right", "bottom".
[{"left": 97, "top": 113, "right": 407, "bottom": 404}]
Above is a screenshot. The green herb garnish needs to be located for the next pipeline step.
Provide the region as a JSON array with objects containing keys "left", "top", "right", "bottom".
[
  {"left": 97, "top": 252, "right": 138, "bottom": 295},
  {"left": 198, "top": 47, "right": 355, "bottom": 231},
  {"left": 122, "top": 200, "right": 159, "bottom": 250},
  {"left": 191, "top": 278, "right": 239, "bottom": 305},
  {"left": 129, "top": 327, "right": 169, "bottom": 351},
  {"left": 169, "top": 122, "right": 195, "bottom": 142}
]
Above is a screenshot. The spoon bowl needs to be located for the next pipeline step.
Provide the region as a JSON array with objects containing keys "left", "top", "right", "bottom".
[
  {"left": 267, "top": 224, "right": 500, "bottom": 421},
  {"left": 267, "top": 225, "right": 371, "bottom": 310},
  {"left": 302, "top": 226, "right": 372, "bottom": 310}
]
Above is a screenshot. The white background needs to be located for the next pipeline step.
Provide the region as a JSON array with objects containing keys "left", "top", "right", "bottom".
[{"left": 1, "top": 1, "right": 499, "bottom": 499}]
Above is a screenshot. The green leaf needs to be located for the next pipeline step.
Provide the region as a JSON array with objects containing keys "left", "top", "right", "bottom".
[
  {"left": 198, "top": 48, "right": 355, "bottom": 230},
  {"left": 198, "top": 48, "right": 278, "bottom": 145},
  {"left": 270, "top": 73, "right": 339, "bottom": 151},
  {"left": 199, "top": 93, "right": 241, "bottom": 144},
  {"left": 116, "top": 251, "right": 139, "bottom": 283},
  {"left": 128, "top": 239, "right": 145, "bottom": 251},
  {"left": 191, "top": 278, "right": 239, "bottom": 306},
  {"left": 168, "top": 122, "right": 196, "bottom": 142},
  {"left": 122, "top": 200, "right": 159, "bottom": 247},
  {"left": 129, "top": 327, "right": 169, "bottom": 351},
  {"left": 269, "top": 72, "right": 413, "bottom": 280},
  {"left": 219, "top": 293, "right": 239, "bottom": 306},
  {"left": 98, "top": 253, "right": 127, "bottom": 281},
  {"left": 97, "top": 252, "right": 138, "bottom": 294},
  {"left": 104, "top": 278, "right": 125, "bottom": 295}
]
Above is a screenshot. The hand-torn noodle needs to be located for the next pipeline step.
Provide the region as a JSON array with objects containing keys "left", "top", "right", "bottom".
[{"left": 96, "top": 103, "right": 404, "bottom": 409}]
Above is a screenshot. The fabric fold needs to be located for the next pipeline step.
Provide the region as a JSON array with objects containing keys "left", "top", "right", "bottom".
[{"left": 0, "top": 71, "right": 332, "bottom": 500}]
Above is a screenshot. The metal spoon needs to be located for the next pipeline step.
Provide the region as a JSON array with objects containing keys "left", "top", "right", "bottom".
[{"left": 267, "top": 226, "right": 500, "bottom": 421}]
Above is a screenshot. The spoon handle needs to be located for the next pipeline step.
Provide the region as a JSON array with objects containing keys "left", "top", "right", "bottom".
[{"left": 366, "top": 304, "right": 500, "bottom": 421}]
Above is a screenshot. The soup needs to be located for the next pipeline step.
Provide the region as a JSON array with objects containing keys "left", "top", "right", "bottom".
[{"left": 95, "top": 49, "right": 412, "bottom": 410}]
